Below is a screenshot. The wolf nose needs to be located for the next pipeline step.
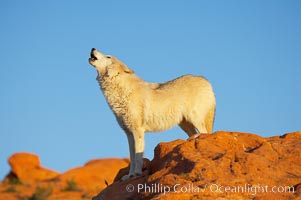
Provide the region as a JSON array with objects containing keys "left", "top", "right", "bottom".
[{"left": 91, "top": 48, "right": 96, "bottom": 51}]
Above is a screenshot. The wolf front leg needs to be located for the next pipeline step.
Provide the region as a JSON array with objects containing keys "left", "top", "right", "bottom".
[
  {"left": 133, "top": 130, "right": 144, "bottom": 176},
  {"left": 121, "top": 133, "right": 136, "bottom": 181},
  {"left": 121, "top": 130, "right": 144, "bottom": 181}
]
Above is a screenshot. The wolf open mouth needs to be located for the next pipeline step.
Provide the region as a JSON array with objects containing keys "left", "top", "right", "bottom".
[{"left": 90, "top": 51, "right": 98, "bottom": 61}]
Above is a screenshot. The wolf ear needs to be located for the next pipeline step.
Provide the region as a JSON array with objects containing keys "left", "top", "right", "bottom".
[
  {"left": 106, "top": 64, "right": 134, "bottom": 77},
  {"left": 121, "top": 64, "right": 134, "bottom": 74},
  {"left": 110, "top": 56, "right": 134, "bottom": 74}
]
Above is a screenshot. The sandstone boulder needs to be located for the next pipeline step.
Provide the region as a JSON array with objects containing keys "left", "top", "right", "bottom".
[
  {"left": 93, "top": 131, "right": 301, "bottom": 200},
  {"left": 5, "top": 152, "right": 59, "bottom": 184},
  {"left": 58, "top": 158, "right": 130, "bottom": 193}
]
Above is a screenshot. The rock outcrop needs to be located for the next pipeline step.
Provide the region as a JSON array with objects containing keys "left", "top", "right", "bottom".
[
  {"left": 1, "top": 154, "right": 129, "bottom": 200},
  {"left": 5, "top": 152, "right": 59, "bottom": 183},
  {"left": 93, "top": 131, "right": 301, "bottom": 200},
  {"left": 1, "top": 131, "right": 300, "bottom": 200},
  {"left": 58, "top": 158, "right": 130, "bottom": 192}
]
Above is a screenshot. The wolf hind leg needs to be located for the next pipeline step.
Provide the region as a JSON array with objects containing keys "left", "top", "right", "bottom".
[
  {"left": 194, "top": 121, "right": 208, "bottom": 134},
  {"left": 179, "top": 119, "right": 198, "bottom": 137},
  {"left": 188, "top": 116, "right": 209, "bottom": 134}
]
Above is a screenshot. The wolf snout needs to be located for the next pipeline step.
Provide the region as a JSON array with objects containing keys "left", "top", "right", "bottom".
[{"left": 90, "top": 48, "right": 98, "bottom": 60}]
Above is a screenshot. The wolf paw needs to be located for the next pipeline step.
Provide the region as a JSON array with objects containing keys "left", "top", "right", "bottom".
[
  {"left": 188, "top": 133, "right": 201, "bottom": 141},
  {"left": 121, "top": 174, "right": 132, "bottom": 181},
  {"left": 121, "top": 173, "right": 142, "bottom": 181}
]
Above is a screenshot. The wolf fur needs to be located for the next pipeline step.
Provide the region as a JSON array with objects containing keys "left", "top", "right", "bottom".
[{"left": 89, "top": 48, "right": 216, "bottom": 180}]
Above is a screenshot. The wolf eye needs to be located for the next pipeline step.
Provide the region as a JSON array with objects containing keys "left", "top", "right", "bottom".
[{"left": 106, "top": 56, "right": 111, "bottom": 58}]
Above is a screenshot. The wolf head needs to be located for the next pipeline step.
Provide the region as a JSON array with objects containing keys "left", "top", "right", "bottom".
[{"left": 89, "top": 48, "right": 134, "bottom": 77}]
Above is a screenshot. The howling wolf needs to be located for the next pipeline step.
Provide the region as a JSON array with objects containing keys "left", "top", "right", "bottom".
[{"left": 89, "top": 48, "right": 216, "bottom": 180}]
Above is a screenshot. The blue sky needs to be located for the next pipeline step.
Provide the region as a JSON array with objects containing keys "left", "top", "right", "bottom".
[{"left": 1, "top": 1, "right": 300, "bottom": 179}]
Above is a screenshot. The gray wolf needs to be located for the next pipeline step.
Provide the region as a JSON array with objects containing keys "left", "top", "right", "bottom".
[{"left": 88, "top": 48, "right": 216, "bottom": 180}]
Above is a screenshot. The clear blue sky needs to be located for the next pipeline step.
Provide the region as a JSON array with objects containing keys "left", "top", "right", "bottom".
[{"left": 1, "top": 1, "right": 300, "bottom": 179}]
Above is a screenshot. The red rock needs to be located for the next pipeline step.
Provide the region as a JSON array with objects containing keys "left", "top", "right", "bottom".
[
  {"left": 58, "top": 158, "right": 130, "bottom": 194},
  {"left": 1, "top": 156, "right": 130, "bottom": 199},
  {"left": 93, "top": 131, "right": 301, "bottom": 200},
  {"left": 1, "top": 132, "right": 300, "bottom": 200},
  {"left": 0, "top": 193, "right": 19, "bottom": 200},
  {"left": 6, "top": 152, "right": 59, "bottom": 183}
]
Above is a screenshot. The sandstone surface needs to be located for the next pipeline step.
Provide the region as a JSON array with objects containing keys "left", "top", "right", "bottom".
[
  {"left": 1, "top": 131, "right": 301, "bottom": 200},
  {"left": 94, "top": 131, "right": 301, "bottom": 200},
  {"left": 6, "top": 152, "right": 59, "bottom": 183},
  {"left": 1, "top": 154, "right": 129, "bottom": 200}
]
